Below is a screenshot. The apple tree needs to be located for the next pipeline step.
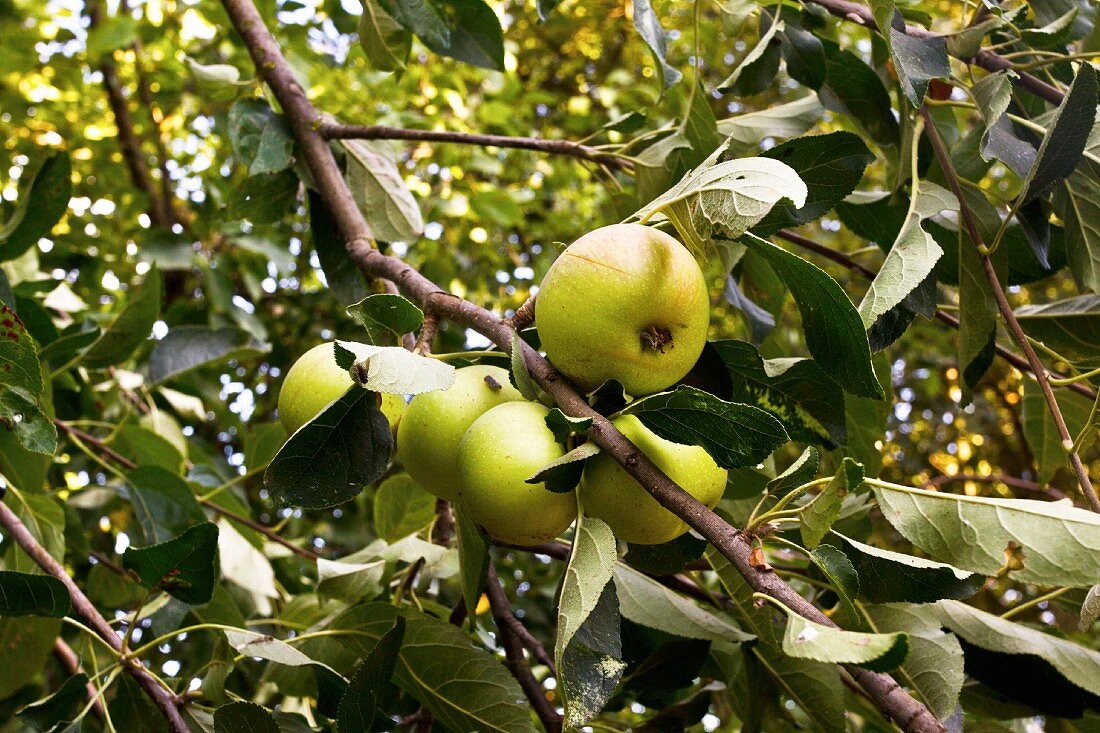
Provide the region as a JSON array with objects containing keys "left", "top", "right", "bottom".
[{"left": 1, "top": 0, "right": 1100, "bottom": 730}]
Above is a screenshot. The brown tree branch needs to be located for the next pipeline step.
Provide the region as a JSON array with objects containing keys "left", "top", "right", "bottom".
[
  {"left": 920, "top": 107, "right": 1099, "bottom": 513},
  {"left": 924, "top": 472, "right": 1066, "bottom": 500},
  {"left": 774, "top": 230, "right": 1097, "bottom": 403},
  {"left": 486, "top": 565, "right": 563, "bottom": 733},
  {"left": 802, "top": 0, "right": 1065, "bottom": 105},
  {"left": 318, "top": 121, "right": 633, "bottom": 172},
  {"left": 219, "top": 2, "right": 945, "bottom": 729},
  {"left": 0, "top": 501, "right": 189, "bottom": 732},
  {"left": 53, "top": 637, "right": 106, "bottom": 722},
  {"left": 88, "top": 2, "right": 174, "bottom": 229}
]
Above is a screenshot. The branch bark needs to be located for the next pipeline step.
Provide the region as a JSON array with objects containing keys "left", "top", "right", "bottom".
[
  {"left": 486, "top": 565, "right": 563, "bottom": 733},
  {"left": 920, "top": 107, "right": 1099, "bottom": 513},
  {"left": 53, "top": 637, "right": 106, "bottom": 722},
  {"left": 319, "top": 122, "right": 632, "bottom": 172},
  {"left": 219, "top": 2, "right": 944, "bottom": 729},
  {"left": 0, "top": 501, "right": 189, "bottom": 733}
]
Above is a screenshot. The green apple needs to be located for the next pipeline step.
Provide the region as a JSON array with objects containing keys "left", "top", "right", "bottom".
[
  {"left": 579, "top": 415, "right": 726, "bottom": 545},
  {"left": 278, "top": 342, "right": 405, "bottom": 435},
  {"left": 535, "top": 223, "right": 710, "bottom": 396},
  {"left": 397, "top": 365, "right": 523, "bottom": 502},
  {"left": 457, "top": 401, "right": 577, "bottom": 546}
]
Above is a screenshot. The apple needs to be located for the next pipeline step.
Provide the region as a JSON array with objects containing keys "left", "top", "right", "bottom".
[
  {"left": 579, "top": 415, "right": 727, "bottom": 545},
  {"left": 534, "top": 223, "right": 710, "bottom": 396},
  {"left": 397, "top": 365, "right": 523, "bottom": 502},
  {"left": 278, "top": 341, "right": 389, "bottom": 434},
  {"left": 457, "top": 401, "right": 577, "bottom": 546}
]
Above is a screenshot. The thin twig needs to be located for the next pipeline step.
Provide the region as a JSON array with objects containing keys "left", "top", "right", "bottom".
[
  {"left": 319, "top": 122, "right": 633, "bottom": 173},
  {"left": 54, "top": 419, "right": 136, "bottom": 470},
  {"left": 218, "top": 2, "right": 944, "bottom": 728},
  {"left": 0, "top": 501, "right": 189, "bottom": 732},
  {"left": 920, "top": 107, "right": 1099, "bottom": 513},
  {"left": 53, "top": 638, "right": 107, "bottom": 722},
  {"left": 486, "top": 565, "right": 563, "bottom": 733}
]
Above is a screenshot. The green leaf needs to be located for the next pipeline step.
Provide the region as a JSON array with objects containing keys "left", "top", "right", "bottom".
[
  {"left": 837, "top": 532, "right": 982, "bottom": 603},
  {"left": 871, "top": 482, "right": 1100, "bottom": 587},
  {"left": 858, "top": 182, "right": 955, "bottom": 330},
  {"left": 622, "top": 385, "right": 788, "bottom": 470},
  {"left": 108, "top": 674, "right": 170, "bottom": 733},
  {"left": 935, "top": 599, "right": 1100, "bottom": 697},
  {"left": 1015, "top": 294, "right": 1100, "bottom": 361},
  {"left": 632, "top": 0, "right": 682, "bottom": 88},
  {"left": 308, "top": 190, "right": 369, "bottom": 305},
  {"left": 0, "top": 152, "right": 71, "bottom": 262},
  {"left": 0, "top": 301, "right": 54, "bottom": 456},
  {"left": 807, "top": 544, "right": 859, "bottom": 617},
  {"left": 0, "top": 572, "right": 69, "bottom": 617},
  {"left": 871, "top": 5, "right": 950, "bottom": 107},
  {"left": 509, "top": 332, "right": 540, "bottom": 401},
  {"left": 384, "top": 0, "right": 504, "bottom": 71},
  {"left": 801, "top": 458, "right": 862, "bottom": 549},
  {"left": 819, "top": 40, "right": 899, "bottom": 147},
  {"left": 612, "top": 564, "right": 753, "bottom": 643},
  {"left": 555, "top": 516, "right": 624, "bottom": 728},
  {"left": 228, "top": 98, "right": 295, "bottom": 176},
  {"left": 346, "top": 293, "right": 424, "bottom": 344},
  {"left": 718, "top": 11, "right": 783, "bottom": 92},
  {"left": 225, "top": 170, "right": 299, "bottom": 224},
  {"left": 79, "top": 265, "right": 161, "bottom": 365},
  {"left": 773, "top": 600, "right": 909, "bottom": 671},
  {"left": 333, "top": 603, "right": 538, "bottom": 733},
  {"left": 122, "top": 522, "right": 219, "bottom": 604},
  {"left": 740, "top": 233, "right": 884, "bottom": 400},
  {"left": 5, "top": 491, "right": 65, "bottom": 572},
  {"left": 341, "top": 140, "right": 424, "bottom": 242},
  {"left": 716, "top": 94, "right": 824, "bottom": 153},
  {"left": 18, "top": 672, "right": 87, "bottom": 732},
  {"left": 1057, "top": 111, "right": 1100, "bottom": 293},
  {"left": 316, "top": 556, "right": 386, "bottom": 602},
  {"left": 0, "top": 617, "right": 60, "bottom": 699},
  {"left": 864, "top": 604, "right": 964, "bottom": 720},
  {"left": 544, "top": 408, "right": 592, "bottom": 443},
  {"left": 226, "top": 628, "right": 319, "bottom": 666},
  {"left": 359, "top": 0, "right": 412, "bottom": 74},
  {"left": 373, "top": 473, "right": 436, "bottom": 542},
  {"left": 343, "top": 343, "right": 455, "bottom": 394},
  {"left": 779, "top": 23, "right": 826, "bottom": 91},
  {"left": 971, "top": 72, "right": 1035, "bottom": 177},
  {"left": 148, "top": 325, "right": 269, "bottom": 384},
  {"left": 213, "top": 701, "right": 279, "bottom": 733},
  {"left": 712, "top": 340, "right": 846, "bottom": 448},
  {"left": 954, "top": 187, "right": 1003, "bottom": 394},
  {"left": 338, "top": 617, "right": 406, "bottom": 733},
  {"left": 526, "top": 442, "right": 599, "bottom": 493},
  {"left": 766, "top": 446, "right": 819, "bottom": 498},
  {"left": 111, "top": 424, "right": 183, "bottom": 473},
  {"left": 1021, "top": 379, "right": 1095, "bottom": 483},
  {"left": 753, "top": 131, "right": 874, "bottom": 236},
  {"left": 635, "top": 157, "right": 807, "bottom": 243},
  {"left": 1082, "top": 584, "right": 1100, "bottom": 630},
  {"left": 454, "top": 506, "right": 489, "bottom": 623},
  {"left": 265, "top": 387, "right": 393, "bottom": 508},
  {"left": 1020, "top": 64, "right": 1099, "bottom": 203}
]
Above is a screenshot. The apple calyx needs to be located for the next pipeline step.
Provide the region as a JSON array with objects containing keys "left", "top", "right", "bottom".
[{"left": 640, "top": 325, "right": 674, "bottom": 353}]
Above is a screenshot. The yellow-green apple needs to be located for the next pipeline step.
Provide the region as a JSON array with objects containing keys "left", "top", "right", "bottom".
[
  {"left": 579, "top": 415, "right": 726, "bottom": 544},
  {"left": 534, "top": 223, "right": 710, "bottom": 396},
  {"left": 397, "top": 365, "right": 522, "bottom": 502},
  {"left": 456, "top": 401, "right": 577, "bottom": 546}
]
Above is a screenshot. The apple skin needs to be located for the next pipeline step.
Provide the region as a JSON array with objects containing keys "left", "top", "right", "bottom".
[
  {"left": 579, "top": 415, "right": 727, "bottom": 545},
  {"left": 397, "top": 365, "right": 523, "bottom": 502},
  {"left": 457, "top": 401, "right": 577, "bottom": 546},
  {"left": 278, "top": 342, "right": 406, "bottom": 435},
  {"left": 535, "top": 223, "right": 710, "bottom": 396}
]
